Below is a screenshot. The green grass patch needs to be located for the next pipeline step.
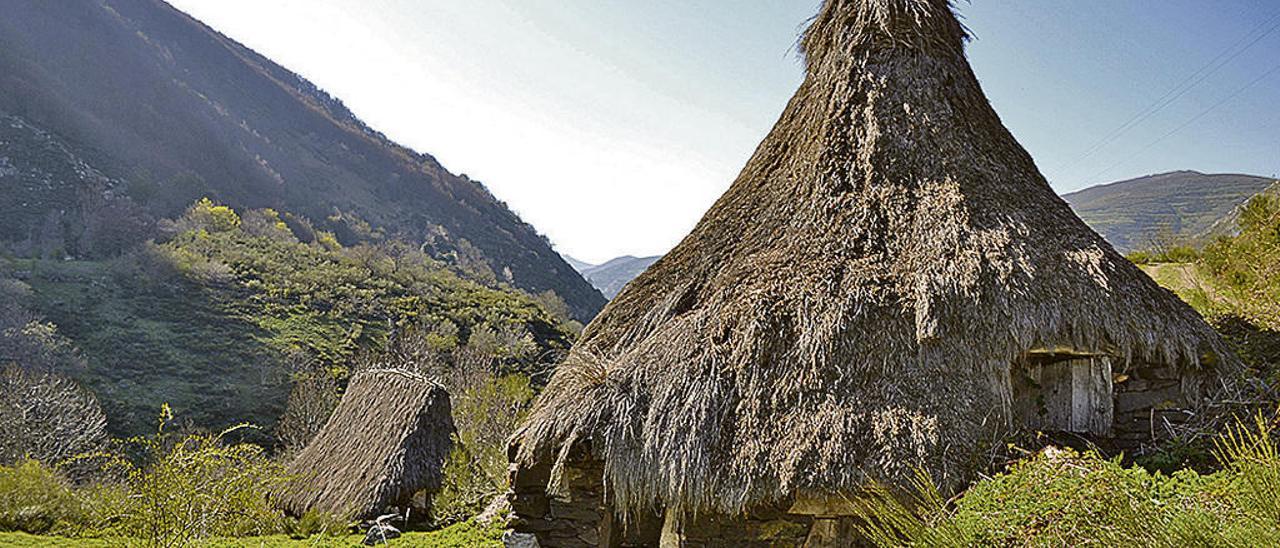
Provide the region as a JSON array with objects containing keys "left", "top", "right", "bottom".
[{"left": 0, "top": 518, "right": 504, "bottom": 547}]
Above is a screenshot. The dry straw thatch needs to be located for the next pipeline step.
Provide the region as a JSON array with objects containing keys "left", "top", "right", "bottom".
[
  {"left": 516, "top": 0, "right": 1235, "bottom": 519},
  {"left": 279, "top": 369, "right": 453, "bottom": 519}
]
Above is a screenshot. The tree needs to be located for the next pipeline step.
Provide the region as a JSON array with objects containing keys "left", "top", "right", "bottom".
[
  {"left": 275, "top": 352, "right": 340, "bottom": 453},
  {"left": 0, "top": 278, "right": 107, "bottom": 469},
  {"left": 0, "top": 365, "right": 108, "bottom": 468}
]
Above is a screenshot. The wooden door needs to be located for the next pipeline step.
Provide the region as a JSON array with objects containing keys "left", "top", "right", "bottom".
[{"left": 1014, "top": 355, "right": 1113, "bottom": 435}]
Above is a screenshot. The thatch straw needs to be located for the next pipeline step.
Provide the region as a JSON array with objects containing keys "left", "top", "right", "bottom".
[
  {"left": 278, "top": 369, "right": 453, "bottom": 519},
  {"left": 516, "top": 0, "right": 1236, "bottom": 519}
]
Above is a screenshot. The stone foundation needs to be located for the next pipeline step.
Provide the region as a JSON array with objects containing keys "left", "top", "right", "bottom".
[
  {"left": 510, "top": 443, "right": 863, "bottom": 547},
  {"left": 509, "top": 442, "right": 660, "bottom": 547},
  {"left": 661, "top": 506, "right": 813, "bottom": 547}
]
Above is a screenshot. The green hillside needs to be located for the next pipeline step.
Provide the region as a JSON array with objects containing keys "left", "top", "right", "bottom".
[
  {"left": 1, "top": 200, "right": 575, "bottom": 438},
  {"left": 1063, "top": 171, "right": 1274, "bottom": 252}
]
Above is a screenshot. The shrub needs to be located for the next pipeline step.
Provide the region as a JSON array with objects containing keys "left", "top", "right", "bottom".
[
  {"left": 0, "top": 407, "right": 356, "bottom": 544},
  {"left": 183, "top": 198, "right": 241, "bottom": 233},
  {"left": 432, "top": 373, "right": 534, "bottom": 526},
  {"left": 850, "top": 411, "right": 1280, "bottom": 547},
  {"left": 0, "top": 460, "right": 85, "bottom": 534},
  {"left": 114, "top": 412, "right": 290, "bottom": 545},
  {"left": 1200, "top": 192, "right": 1280, "bottom": 330},
  {"left": 1126, "top": 245, "right": 1200, "bottom": 265}
]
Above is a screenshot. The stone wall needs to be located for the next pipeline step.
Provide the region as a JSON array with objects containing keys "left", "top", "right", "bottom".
[
  {"left": 509, "top": 442, "right": 852, "bottom": 546},
  {"left": 665, "top": 506, "right": 814, "bottom": 547},
  {"left": 509, "top": 441, "right": 661, "bottom": 547},
  {"left": 1111, "top": 362, "right": 1192, "bottom": 451}
]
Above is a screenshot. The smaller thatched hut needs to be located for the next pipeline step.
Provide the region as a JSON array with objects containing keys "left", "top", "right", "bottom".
[{"left": 278, "top": 369, "right": 454, "bottom": 520}]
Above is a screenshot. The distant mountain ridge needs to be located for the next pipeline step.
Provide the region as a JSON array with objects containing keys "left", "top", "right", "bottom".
[
  {"left": 0, "top": 0, "right": 604, "bottom": 319},
  {"left": 569, "top": 172, "right": 1278, "bottom": 299},
  {"left": 564, "top": 255, "right": 661, "bottom": 299},
  {"left": 1062, "top": 171, "right": 1275, "bottom": 253},
  {"left": 562, "top": 255, "right": 596, "bottom": 274}
]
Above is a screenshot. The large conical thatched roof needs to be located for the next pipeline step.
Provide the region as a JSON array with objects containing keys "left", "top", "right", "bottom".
[
  {"left": 279, "top": 369, "right": 453, "bottom": 519},
  {"left": 516, "top": 0, "right": 1233, "bottom": 518}
]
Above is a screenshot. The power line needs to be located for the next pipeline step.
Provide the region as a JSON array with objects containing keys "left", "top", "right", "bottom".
[
  {"left": 1085, "top": 61, "right": 1280, "bottom": 183},
  {"left": 1059, "top": 7, "right": 1280, "bottom": 174}
]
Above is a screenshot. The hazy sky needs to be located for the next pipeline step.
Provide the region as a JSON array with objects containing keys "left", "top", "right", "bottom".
[{"left": 166, "top": 1, "right": 1280, "bottom": 264}]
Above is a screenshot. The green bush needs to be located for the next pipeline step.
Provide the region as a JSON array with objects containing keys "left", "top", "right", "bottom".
[
  {"left": 0, "top": 461, "right": 86, "bottom": 535},
  {"left": 1202, "top": 193, "right": 1280, "bottom": 331},
  {"left": 0, "top": 406, "right": 353, "bottom": 544},
  {"left": 851, "top": 412, "right": 1280, "bottom": 547},
  {"left": 119, "top": 424, "right": 290, "bottom": 544},
  {"left": 432, "top": 373, "right": 534, "bottom": 526}
]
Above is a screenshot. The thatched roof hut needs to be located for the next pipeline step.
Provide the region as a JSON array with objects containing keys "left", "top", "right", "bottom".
[
  {"left": 511, "top": 0, "right": 1234, "bottom": 545},
  {"left": 279, "top": 369, "right": 453, "bottom": 519}
]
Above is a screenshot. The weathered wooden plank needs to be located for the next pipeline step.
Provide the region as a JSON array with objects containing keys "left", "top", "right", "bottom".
[
  {"left": 1041, "top": 360, "right": 1072, "bottom": 430},
  {"left": 1070, "top": 359, "right": 1090, "bottom": 432},
  {"left": 660, "top": 510, "right": 681, "bottom": 548},
  {"left": 1094, "top": 357, "right": 1114, "bottom": 434},
  {"left": 1016, "top": 355, "right": 1114, "bottom": 435}
]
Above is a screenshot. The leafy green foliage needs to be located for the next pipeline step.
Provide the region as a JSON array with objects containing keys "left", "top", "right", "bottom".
[
  {"left": 0, "top": 461, "right": 88, "bottom": 535},
  {"left": 0, "top": 407, "right": 349, "bottom": 545},
  {"left": 117, "top": 414, "right": 293, "bottom": 545},
  {"left": 151, "top": 199, "right": 574, "bottom": 368},
  {"left": 1202, "top": 193, "right": 1280, "bottom": 331},
  {"left": 1126, "top": 244, "right": 1200, "bottom": 265},
  {"left": 851, "top": 413, "right": 1280, "bottom": 547},
  {"left": 433, "top": 373, "right": 534, "bottom": 525}
]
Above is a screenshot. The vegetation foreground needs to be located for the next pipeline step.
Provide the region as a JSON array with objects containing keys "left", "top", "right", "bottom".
[{"left": 0, "top": 518, "right": 504, "bottom": 547}]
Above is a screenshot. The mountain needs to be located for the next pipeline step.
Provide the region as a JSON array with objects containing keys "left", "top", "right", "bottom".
[
  {"left": 578, "top": 255, "right": 661, "bottom": 299},
  {"left": 562, "top": 255, "right": 596, "bottom": 274},
  {"left": 1062, "top": 171, "right": 1275, "bottom": 253},
  {"left": 0, "top": 0, "right": 604, "bottom": 320}
]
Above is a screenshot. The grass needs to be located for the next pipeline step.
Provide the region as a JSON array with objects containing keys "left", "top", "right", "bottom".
[
  {"left": 1139, "top": 262, "right": 1229, "bottom": 317},
  {"left": 0, "top": 519, "right": 504, "bottom": 547}
]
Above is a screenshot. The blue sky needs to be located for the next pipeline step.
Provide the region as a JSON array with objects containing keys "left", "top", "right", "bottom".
[{"left": 167, "top": 1, "right": 1280, "bottom": 264}]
